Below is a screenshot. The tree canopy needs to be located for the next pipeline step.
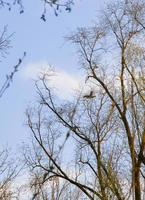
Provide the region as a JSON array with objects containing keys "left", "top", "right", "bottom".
[
  {"left": 24, "top": 0, "right": 145, "bottom": 199},
  {"left": 0, "top": 0, "right": 145, "bottom": 199}
]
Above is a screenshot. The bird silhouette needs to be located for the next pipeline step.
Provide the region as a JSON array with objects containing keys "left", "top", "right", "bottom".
[{"left": 83, "top": 90, "right": 96, "bottom": 99}]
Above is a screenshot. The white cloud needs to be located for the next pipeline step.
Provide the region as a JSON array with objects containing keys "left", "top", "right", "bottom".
[
  {"left": 21, "top": 62, "right": 83, "bottom": 99},
  {"left": 46, "top": 70, "right": 81, "bottom": 99},
  {"left": 21, "top": 61, "right": 47, "bottom": 80},
  {"left": 21, "top": 62, "right": 100, "bottom": 100}
]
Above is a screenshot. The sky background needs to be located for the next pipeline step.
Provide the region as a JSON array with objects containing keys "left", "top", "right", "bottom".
[{"left": 0, "top": 0, "right": 108, "bottom": 151}]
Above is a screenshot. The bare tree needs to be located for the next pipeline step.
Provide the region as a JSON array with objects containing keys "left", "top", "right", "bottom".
[
  {"left": 25, "top": 0, "right": 145, "bottom": 200},
  {"left": 0, "top": 51, "right": 26, "bottom": 98},
  {"left": 0, "top": 148, "right": 20, "bottom": 200}
]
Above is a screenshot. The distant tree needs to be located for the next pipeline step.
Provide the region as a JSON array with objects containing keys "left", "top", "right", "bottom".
[
  {"left": 24, "top": 0, "right": 145, "bottom": 199},
  {"left": 0, "top": 148, "right": 19, "bottom": 200}
]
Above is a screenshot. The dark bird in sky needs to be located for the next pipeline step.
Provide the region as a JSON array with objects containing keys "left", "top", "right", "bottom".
[{"left": 83, "top": 90, "right": 96, "bottom": 99}]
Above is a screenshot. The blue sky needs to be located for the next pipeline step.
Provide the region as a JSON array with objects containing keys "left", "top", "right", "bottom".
[{"left": 0, "top": 0, "right": 108, "bottom": 150}]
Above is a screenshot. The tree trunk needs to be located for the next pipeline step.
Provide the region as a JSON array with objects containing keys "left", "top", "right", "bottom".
[{"left": 134, "top": 162, "right": 141, "bottom": 200}]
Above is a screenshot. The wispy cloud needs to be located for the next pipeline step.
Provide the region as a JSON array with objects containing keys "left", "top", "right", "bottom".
[
  {"left": 21, "top": 61, "right": 47, "bottom": 80},
  {"left": 46, "top": 69, "right": 81, "bottom": 99},
  {"left": 21, "top": 62, "right": 84, "bottom": 99}
]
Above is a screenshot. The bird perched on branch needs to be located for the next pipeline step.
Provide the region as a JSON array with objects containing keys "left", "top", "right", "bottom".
[{"left": 83, "top": 90, "right": 96, "bottom": 99}]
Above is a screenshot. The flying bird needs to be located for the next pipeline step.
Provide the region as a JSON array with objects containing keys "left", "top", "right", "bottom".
[{"left": 83, "top": 90, "right": 96, "bottom": 99}]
